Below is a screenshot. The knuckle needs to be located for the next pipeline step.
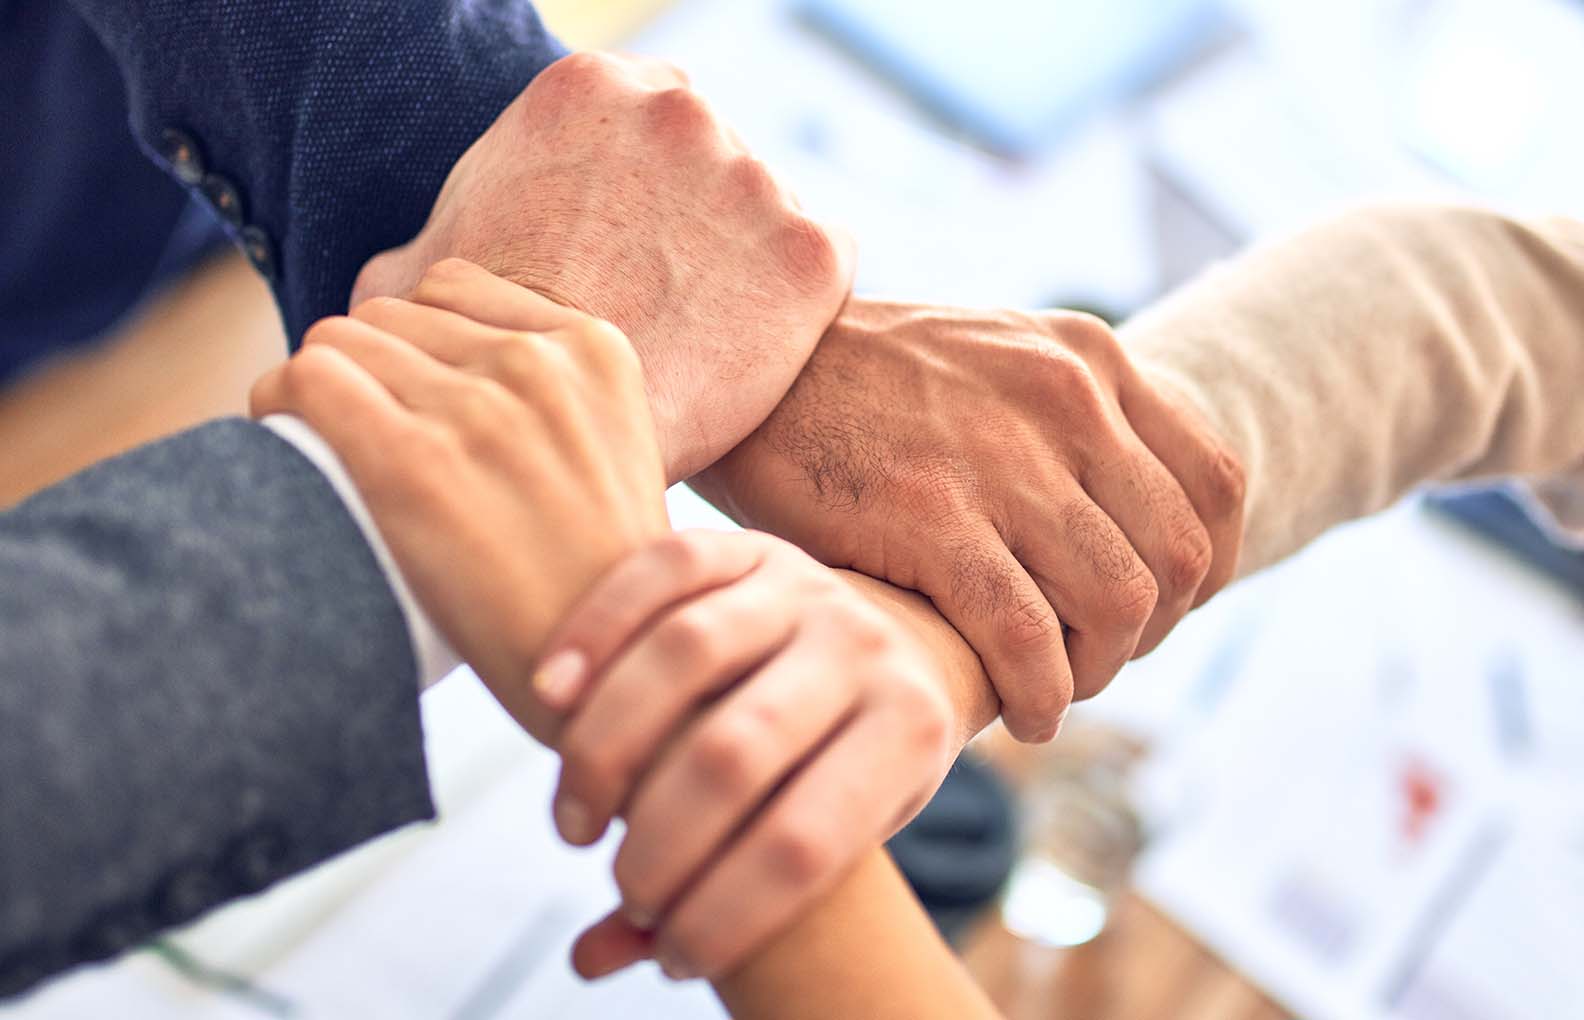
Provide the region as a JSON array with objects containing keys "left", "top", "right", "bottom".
[
  {"left": 646, "top": 86, "right": 713, "bottom": 138},
  {"left": 580, "top": 318, "right": 641, "bottom": 377},
  {"left": 407, "top": 427, "right": 469, "bottom": 495},
  {"left": 449, "top": 381, "right": 517, "bottom": 456},
  {"left": 655, "top": 608, "right": 721, "bottom": 668},
  {"left": 407, "top": 260, "right": 464, "bottom": 306},
  {"left": 1007, "top": 678, "right": 1073, "bottom": 744},
  {"left": 1164, "top": 521, "right": 1214, "bottom": 594},
  {"left": 1205, "top": 443, "right": 1248, "bottom": 517},
  {"left": 689, "top": 718, "right": 760, "bottom": 795},
  {"left": 725, "top": 154, "right": 777, "bottom": 202},
  {"left": 764, "top": 823, "right": 833, "bottom": 887},
  {"left": 1108, "top": 568, "right": 1159, "bottom": 630},
  {"left": 824, "top": 599, "right": 894, "bottom": 656},
  {"left": 1050, "top": 311, "right": 1125, "bottom": 372},
  {"left": 561, "top": 742, "right": 620, "bottom": 804},
  {"left": 1028, "top": 341, "right": 1111, "bottom": 419},
  {"left": 895, "top": 678, "right": 952, "bottom": 754},
  {"left": 423, "top": 256, "right": 478, "bottom": 284},
  {"left": 773, "top": 214, "right": 841, "bottom": 291},
  {"left": 279, "top": 344, "right": 341, "bottom": 396},
  {"left": 1001, "top": 595, "right": 1061, "bottom": 653},
  {"left": 348, "top": 295, "right": 404, "bottom": 322},
  {"left": 550, "top": 50, "right": 616, "bottom": 87},
  {"left": 850, "top": 617, "right": 897, "bottom": 658},
  {"left": 451, "top": 382, "right": 498, "bottom": 432},
  {"left": 300, "top": 316, "right": 355, "bottom": 351},
  {"left": 655, "top": 530, "right": 716, "bottom": 579},
  {"left": 1027, "top": 338, "right": 1084, "bottom": 381},
  {"left": 487, "top": 332, "right": 547, "bottom": 392},
  {"left": 944, "top": 538, "right": 1036, "bottom": 630}
]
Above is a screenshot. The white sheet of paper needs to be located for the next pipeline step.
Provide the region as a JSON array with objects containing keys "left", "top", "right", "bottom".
[{"left": 1135, "top": 503, "right": 1584, "bottom": 1020}]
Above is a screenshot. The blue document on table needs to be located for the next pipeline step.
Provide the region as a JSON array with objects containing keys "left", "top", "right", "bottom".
[{"left": 798, "top": 0, "right": 1227, "bottom": 155}]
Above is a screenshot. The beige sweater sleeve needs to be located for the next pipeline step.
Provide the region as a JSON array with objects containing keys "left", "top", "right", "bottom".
[{"left": 1120, "top": 203, "right": 1584, "bottom": 577}]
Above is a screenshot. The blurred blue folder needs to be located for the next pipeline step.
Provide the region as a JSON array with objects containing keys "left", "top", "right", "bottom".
[
  {"left": 798, "top": 0, "right": 1226, "bottom": 155},
  {"left": 1429, "top": 488, "right": 1584, "bottom": 603}
]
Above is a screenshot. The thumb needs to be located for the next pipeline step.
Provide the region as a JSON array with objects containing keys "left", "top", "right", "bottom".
[{"left": 571, "top": 911, "right": 655, "bottom": 980}]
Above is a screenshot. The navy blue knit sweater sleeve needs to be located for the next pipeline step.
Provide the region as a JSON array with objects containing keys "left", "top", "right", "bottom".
[{"left": 64, "top": 0, "right": 567, "bottom": 342}]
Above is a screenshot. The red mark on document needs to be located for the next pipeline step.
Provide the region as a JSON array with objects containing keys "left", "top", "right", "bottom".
[{"left": 1399, "top": 758, "right": 1444, "bottom": 846}]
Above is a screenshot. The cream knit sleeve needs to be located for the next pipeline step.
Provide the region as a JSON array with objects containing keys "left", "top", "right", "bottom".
[{"left": 1119, "top": 203, "right": 1584, "bottom": 577}]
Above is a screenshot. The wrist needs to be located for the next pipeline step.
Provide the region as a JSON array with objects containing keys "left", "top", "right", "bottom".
[{"left": 835, "top": 569, "right": 994, "bottom": 749}]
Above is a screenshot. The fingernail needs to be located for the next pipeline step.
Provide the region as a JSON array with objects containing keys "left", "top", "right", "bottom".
[
  {"left": 1053, "top": 708, "right": 1069, "bottom": 739},
  {"left": 622, "top": 903, "right": 657, "bottom": 931},
  {"left": 656, "top": 948, "right": 697, "bottom": 982},
  {"left": 534, "top": 649, "right": 587, "bottom": 709},
  {"left": 555, "top": 796, "right": 598, "bottom": 845}
]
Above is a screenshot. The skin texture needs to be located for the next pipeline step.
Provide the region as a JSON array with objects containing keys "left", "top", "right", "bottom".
[
  {"left": 693, "top": 296, "right": 1247, "bottom": 742},
  {"left": 709, "top": 850, "right": 1002, "bottom": 1020},
  {"left": 562, "top": 567, "right": 1001, "bottom": 986},
  {"left": 538, "top": 530, "right": 958, "bottom": 981},
  {"left": 250, "top": 259, "right": 668, "bottom": 742},
  {"left": 351, "top": 51, "right": 856, "bottom": 483},
  {"left": 574, "top": 850, "right": 1003, "bottom": 1019},
  {"left": 251, "top": 261, "right": 1005, "bottom": 996}
]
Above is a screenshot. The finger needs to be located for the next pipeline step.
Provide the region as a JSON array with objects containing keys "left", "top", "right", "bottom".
[
  {"left": 920, "top": 533, "right": 1072, "bottom": 743},
  {"left": 609, "top": 637, "right": 860, "bottom": 932},
  {"left": 1121, "top": 370, "right": 1247, "bottom": 609},
  {"left": 298, "top": 315, "right": 470, "bottom": 415},
  {"left": 350, "top": 295, "right": 509, "bottom": 367},
  {"left": 1024, "top": 496, "right": 1156, "bottom": 702},
  {"left": 533, "top": 530, "right": 768, "bottom": 711},
  {"left": 553, "top": 569, "right": 801, "bottom": 846},
  {"left": 572, "top": 911, "right": 654, "bottom": 981},
  {"left": 248, "top": 364, "right": 291, "bottom": 420},
  {"left": 406, "top": 257, "right": 577, "bottom": 333},
  {"left": 249, "top": 344, "right": 415, "bottom": 489},
  {"left": 1076, "top": 436, "right": 1211, "bottom": 658},
  {"left": 650, "top": 707, "right": 923, "bottom": 981}
]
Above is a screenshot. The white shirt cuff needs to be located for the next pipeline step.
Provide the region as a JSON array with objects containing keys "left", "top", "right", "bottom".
[{"left": 262, "top": 414, "right": 463, "bottom": 689}]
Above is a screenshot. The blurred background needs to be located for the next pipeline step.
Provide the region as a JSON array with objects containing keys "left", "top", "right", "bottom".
[{"left": 4, "top": 0, "right": 1583, "bottom": 1018}]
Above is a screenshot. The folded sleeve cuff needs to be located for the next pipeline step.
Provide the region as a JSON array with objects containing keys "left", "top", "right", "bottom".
[{"left": 263, "top": 414, "right": 463, "bottom": 688}]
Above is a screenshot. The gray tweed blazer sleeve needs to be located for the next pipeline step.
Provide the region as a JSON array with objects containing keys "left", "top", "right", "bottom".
[{"left": 0, "top": 418, "right": 435, "bottom": 999}]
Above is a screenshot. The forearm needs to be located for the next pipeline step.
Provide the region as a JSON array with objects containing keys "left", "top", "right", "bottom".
[
  {"left": 1122, "top": 204, "right": 1584, "bottom": 577},
  {"left": 0, "top": 420, "right": 433, "bottom": 998},
  {"left": 712, "top": 850, "right": 1001, "bottom": 1020}
]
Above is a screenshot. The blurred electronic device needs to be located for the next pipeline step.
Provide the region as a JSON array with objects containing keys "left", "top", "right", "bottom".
[{"left": 797, "top": 0, "right": 1227, "bottom": 155}]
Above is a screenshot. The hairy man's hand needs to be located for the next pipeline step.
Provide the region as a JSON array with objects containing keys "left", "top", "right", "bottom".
[
  {"left": 692, "top": 298, "right": 1246, "bottom": 742},
  {"left": 353, "top": 51, "right": 856, "bottom": 481}
]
